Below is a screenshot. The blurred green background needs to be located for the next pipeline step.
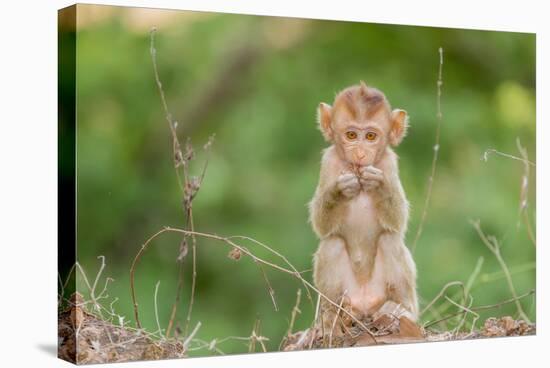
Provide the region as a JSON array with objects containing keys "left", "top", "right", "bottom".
[{"left": 68, "top": 4, "right": 536, "bottom": 356}]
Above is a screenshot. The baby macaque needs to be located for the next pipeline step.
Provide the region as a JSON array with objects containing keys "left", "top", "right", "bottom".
[{"left": 309, "top": 82, "right": 418, "bottom": 335}]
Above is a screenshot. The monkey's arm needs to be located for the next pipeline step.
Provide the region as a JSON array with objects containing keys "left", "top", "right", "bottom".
[
  {"left": 375, "top": 175, "right": 409, "bottom": 234},
  {"left": 360, "top": 162, "right": 409, "bottom": 234},
  {"left": 309, "top": 182, "right": 341, "bottom": 238},
  {"left": 309, "top": 161, "right": 359, "bottom": 238}
]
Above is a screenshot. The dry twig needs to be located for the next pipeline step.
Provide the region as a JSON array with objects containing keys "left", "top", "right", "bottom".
[
  {"left": 482, "top": 139, "right": 536, "bottom": 247},
  {"left": 482, "top": 148, "right": 535, "bottom": 167},
  {"left": 445, "top": 295, "right": 479, "bottom": 335},
  {"left": 412, "top": 47, "right": 444, "bottom": 254},
  {"left": 149, "top": 27, "right": 215, "bottom": 338},
  {"left": 420, "top": 280, "right": 466, "bottom": 317},
  {"left": 153, "top": 281, "right": 164, "bottom": 338},
  {"left": 471, "top": 220, "right": 531, "bottom": 323},
  {"left": 516, "top": 138, "right": 536, "bottom": 246},
  {"left": 227, "top": 235, "right": 314, "bottom": 307},
  {"left": 254, "top": 260, "right": 279, "bottom": 312},
  {"left": 423, "top": 289, "right": 534, "bottom": 328},
  {"left": 129, "top": 226, "right": 377, "bottom": 341},
  {"left": 287, "top": 289, "right": 302, "bottom": 337},
  {"left": 328, "top": 292, "right": 347, "bottom": 348}
]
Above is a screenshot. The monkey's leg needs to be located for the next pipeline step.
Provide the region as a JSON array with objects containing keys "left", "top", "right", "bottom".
[
  {"left": 354, "top": 244, "right": 388, "bottom": 317},
  {"left": 374, "top": 232, "right": 418, "bottom": 320},
  {"left": 313, "top": 236, "right": 360, "bottom": 337}
]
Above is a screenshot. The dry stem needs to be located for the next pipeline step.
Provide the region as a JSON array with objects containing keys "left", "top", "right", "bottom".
[
  {"left": 471, "top": 220, "right": 531, "bottom": 323},
  {"left": 153, "top": 281, "right": 164, "bottom": 338},
  {"left": 254, "top": 260, "right": 279, "bottom": 311},
  {"left": 75, "top": 257, "right": 113, "bottom": 319},
  {"left": 248, "top": 319, "right": 268, "bottom": 353},
  {"left": 482, "top": 148, "right": 535, "bottom": 167},
  {"left": 445, "top": 295, "right": 479, "bottom": 335},
  {"left": 149, "top": 27, "right": 215, "bottom": 338},
  {"left": 287, "top": 289, "right": 302, "bottom": 337},
  {"left": 424, "top": 289, "right": 534, "bottom": 328},
  {"left": 516, "top": 138, "right": 536, "bottom": 247},
  {"left": 328, "top": 292, "right": 347, "bottom": 348},
  {"left": 58, "top": 263, "right": 76, "bottom": 305},
  {"left": 129, "top": 226, "right": 377, "bottom": 341},
  {"left": 412, "top": 47, "right": 444, "bottom": 254},
  {"left": 184, "top": 211, "right": 198, "bottom": 337},
  {"left": 183, "top": 321, "right": 202, "bottom": 350},
  {"left": 227, "top": 235, "right": 314, "bottom": 307},
  {"left": 420, "top": 281, "right": 466, "bottom": 317},
  {"left": 482, "top": 139, "right": 536, "bottom": 247}
]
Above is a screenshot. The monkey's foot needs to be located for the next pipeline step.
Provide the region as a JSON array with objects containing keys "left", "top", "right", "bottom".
[
  {"left": 369, "top": 301, "right": 421, "bottom": 338},
  {"left": 340, "top": 296, "right": 364, "bottom": 328}
]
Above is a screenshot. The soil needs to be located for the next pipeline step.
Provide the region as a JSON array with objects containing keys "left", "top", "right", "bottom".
[
  {"left": 282, "top": 303, "right": 535, "bottom": 351},
  {"left": 58, "top": 295, "right": 185, "bottom": 364},
  {"left": 58, "top": 295, "right": 535, "bottom": 364}
]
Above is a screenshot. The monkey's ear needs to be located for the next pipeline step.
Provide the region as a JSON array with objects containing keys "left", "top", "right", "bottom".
[
  {"left": 389, "top": 109, "right": 409, "bottom": 146},
  {"left": 317, "top": 102, "right": 333, "bottom": 142}
]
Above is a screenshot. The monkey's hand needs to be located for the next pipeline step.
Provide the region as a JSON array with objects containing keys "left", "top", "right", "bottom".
[
  {"left": 359, "top": 166, "right": 387, "bottom": 193},
  {"left": 336, "top": 172, "right": 361, "bottom": 199}
]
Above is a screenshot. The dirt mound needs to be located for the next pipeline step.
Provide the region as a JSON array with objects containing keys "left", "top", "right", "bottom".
[
  {"left": 282, "top": 302, "right": 535, "bottom": 351},
  {"left": 58, "top": 294, "right": 185, "bottom": 364}
]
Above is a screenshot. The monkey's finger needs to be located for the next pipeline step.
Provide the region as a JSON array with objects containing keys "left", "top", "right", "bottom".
[
  {"left": 345, "top": 178, "right": 361, "bottom": 187},
  {"left": 361, "top": 165, "right": 383, "bottom": 175},
  {"left": 338, "top": 173, "right": 357, "bottom": 182},
  {"left": 340, "top": 181, "right": 361, "bottom": 193},
  {"left": 360, "top": 172, "right": 384, "bottom": 182},
  {"left": 339, "top": 186, "right": 359, "bottom": 197},
  {"left": 359, "top": 170, "right": 383, "bottom": 181},
  {"left": 337, "top": 175, "right": 360, "bottom": 188},
  {"left": 368, "top": 165, "right": 383, "bottom": 174},
  {"left": 360, "top": 178, "right": 381, "bottom": 187},
  {"left": 361, "top": 178, "right": 381, "bottom": 185}
]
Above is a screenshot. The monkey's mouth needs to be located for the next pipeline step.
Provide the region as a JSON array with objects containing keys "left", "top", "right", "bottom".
[
  {"left": 350, "top": 161, "right": 370, "bottom": 171},
  {"left": 350, "top": 163, "right": 363, "bottom": 176}
]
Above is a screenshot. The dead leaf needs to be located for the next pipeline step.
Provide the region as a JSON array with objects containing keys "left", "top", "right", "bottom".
[
  {"left": 371, "top": 314, "right": 397, "bottom": 334},
  {"left": 399, "top": 316, "right": 424, "bottom": 338},
  {"left": 228, "top": 247, "right": 242, "bottom": 261},
  {"left": 177, "top": 238, "right": 188, "bottom": 262},
  {"left": 354, "top": 333, "right": 377, "bottom": 346},
  {"left": 501, "top": 316, "right": 515, "bottom": 333}
]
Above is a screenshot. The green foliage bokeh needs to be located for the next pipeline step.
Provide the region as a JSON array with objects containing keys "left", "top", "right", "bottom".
[{"left": 70, "top": 4, "right": 536, "bottom": 355}]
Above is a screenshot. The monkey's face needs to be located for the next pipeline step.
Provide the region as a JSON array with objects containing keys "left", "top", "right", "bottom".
[
  {"left": 332, "top": 113, "right": 390, "bottom": 167},
  {"left": 317, "top": 82, "right": 410, "bottom": 167}
]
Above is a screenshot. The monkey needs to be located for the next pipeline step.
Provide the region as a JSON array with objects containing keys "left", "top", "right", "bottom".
[{"left": 309, "top": 81, "right": 418, "bottom": 335}]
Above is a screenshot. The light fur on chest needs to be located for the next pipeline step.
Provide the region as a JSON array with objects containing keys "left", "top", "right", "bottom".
[{"left": 340, "top": 192, "right": 382, "bottom": 280}]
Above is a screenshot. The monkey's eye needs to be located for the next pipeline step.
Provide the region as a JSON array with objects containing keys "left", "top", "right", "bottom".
[
  {"left": 366, "top": 132, "right": 377, "bottom": 141},
  {"left": 345, "top": 131, "right": 358, "bottom": 140}
]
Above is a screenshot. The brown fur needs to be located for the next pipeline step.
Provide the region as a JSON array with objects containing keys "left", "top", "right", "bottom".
[
  {"left": 309, "top": 82, "right": 417, "bottom": 336},
  {"left": 333, "top": 83, "right": 389, "bottom": 122}
]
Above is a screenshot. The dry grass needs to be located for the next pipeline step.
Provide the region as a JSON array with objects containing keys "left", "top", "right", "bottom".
[{"left": 58, "top": 296, "right": 185, "bottom": 364}]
